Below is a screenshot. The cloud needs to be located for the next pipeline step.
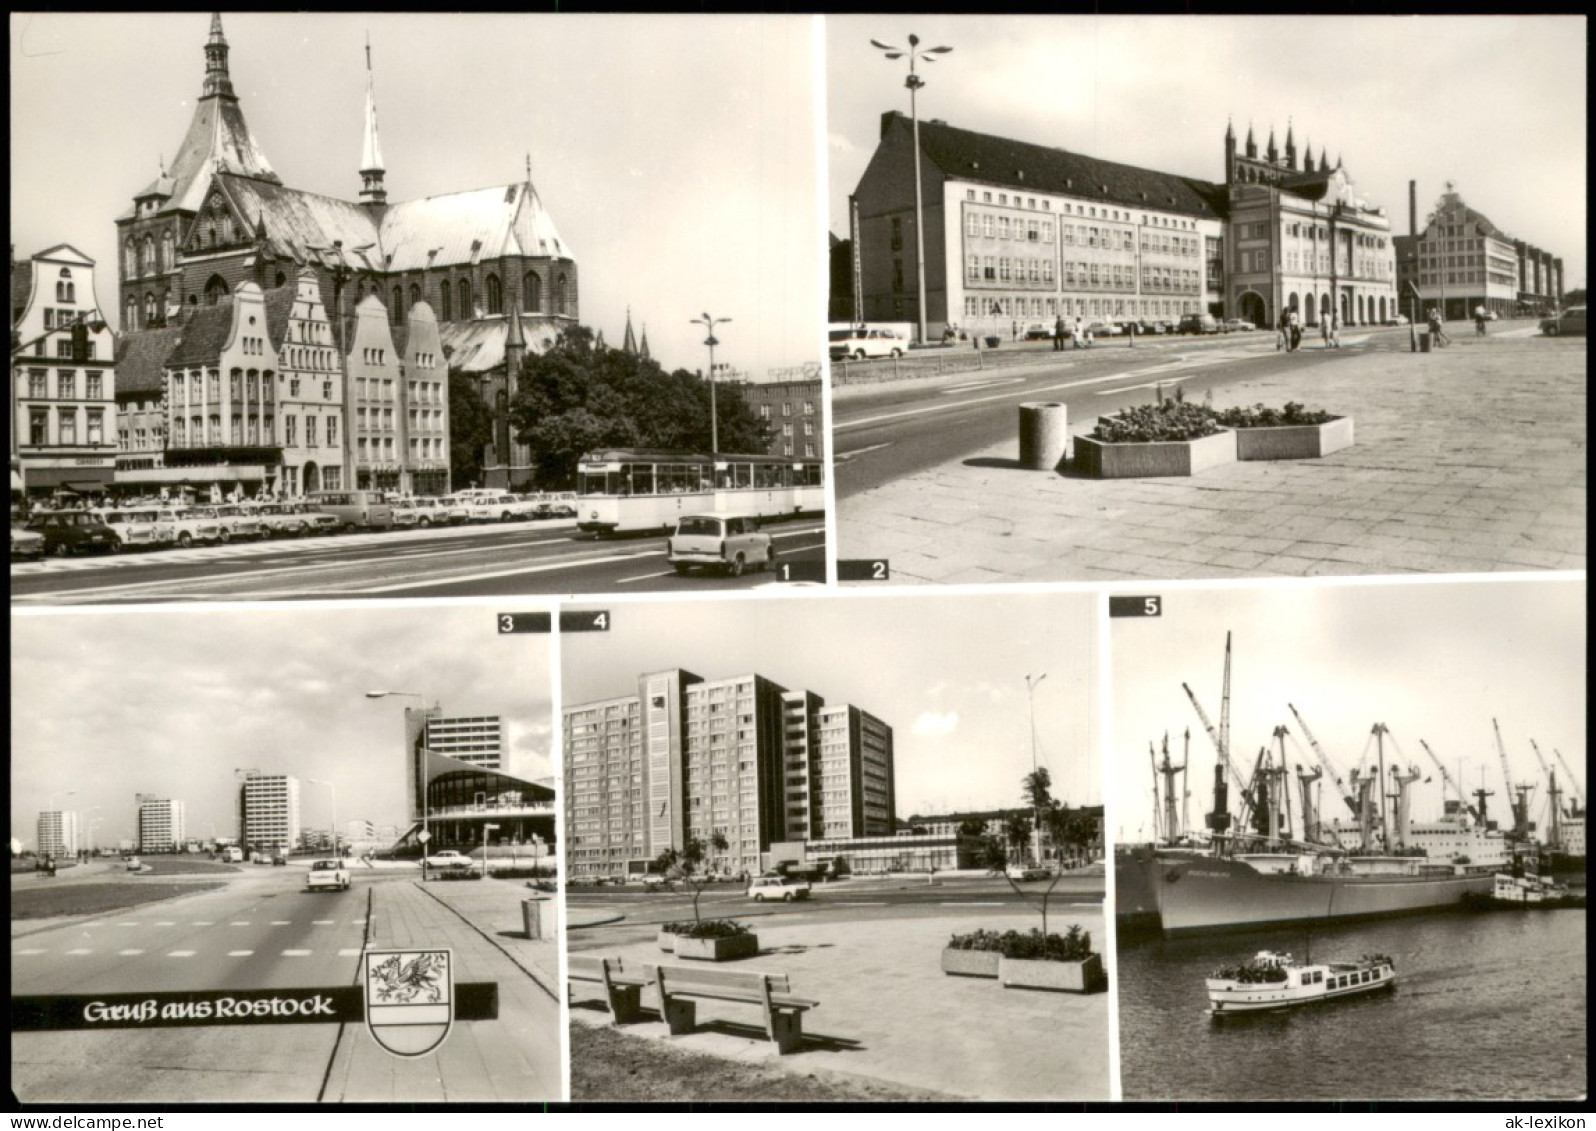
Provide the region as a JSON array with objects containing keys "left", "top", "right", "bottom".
[
  {"left": 827, "top": 131, "right": 857, "bottom": 155},
  {"left": 912, "top": 711, "right": 960, "bottom": 737}
]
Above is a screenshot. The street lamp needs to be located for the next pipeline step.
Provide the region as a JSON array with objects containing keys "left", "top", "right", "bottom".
[
  {"left": 366, "top": 690, "right": 432, "bottom": 877},
  {"left": 1025, "top": 673, "right": 1046, "bottom": 867},
  {"left": 872, "top": 33, "right": 953, "bottom": 347},
  {"left": 481, "top": 823, "right": 500, "bottom": 881},
  {"left": 690, "top": 314, "right": 731, "bottom": 453},
  {"left": 307, "top": 778, "right": 338, "bottom": 859}
]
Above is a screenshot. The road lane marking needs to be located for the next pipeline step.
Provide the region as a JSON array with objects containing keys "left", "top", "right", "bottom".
[
  {"left": 313, "top": 919, "right": 335, "bottom": 925},
  {"left": 282, "top": 949, "right": 312, "bottom": 956},
  {"left": 351, "top": 918, "right": 367, "bottom": 924},
  {"left": 155, "top": 921, "right": 176, "bottom": 926},
  {"left": 941, "top": 377, "right": 1027, "bottom": 394},
  {"left": 227, "top": 950, "right": 253, "bottom": 957},
  {"left": 343, "top": 550, "right": 660, "bottom": 593},
  {"left": 16, "top": 948, "right": 47, "bottom": 955},
  {"left": 835, "top": 900, "right": 888, "bottom": 906},
  {"left": 230, "top": 921, "right": 251, "bottom": 926},
  {"left": 834, "top": 441, "right": 892, "bottom": 461},
  {"left": 66, "top": 948, "right": 93, "bottom": 955},
  {"left": 191, "top": 921, "right": 214, "bottom": 926},
  {"left": 618, "top": 570, "right": 674, "bottom": 584},
  {"left": 948, "top": 901, "right": 1007, "bottom": 906},
  {"left": 118, "top": 949, "right": 145, "bottom": 956},
  {"left": 271, "top": 920, "right": 292, "bottom": 925},
  {"left": 118, "top": 922, "right": 140, "bottom": 927},
  {"left": 338, "top": 948, "right": 364, "bottom": 957},
  {"left": 167, "top": 950, "right": 196, "bottom": 957}
]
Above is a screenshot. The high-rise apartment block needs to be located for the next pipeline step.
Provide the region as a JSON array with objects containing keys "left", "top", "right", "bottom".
[
  {"left": 420, "top": 713, "right": 504, "bottom": 770},
  {"left": 239, "top": 772, "right": 300, "bottom": 853},
  {"left": 136, "top": 796, "right": 186, "bottom": 851},
  {"left": 564, "top": 669, "right": 894, "bottom": 881},
  {"left": 37, "top": 810, "right": 80, "bottom": 858}
]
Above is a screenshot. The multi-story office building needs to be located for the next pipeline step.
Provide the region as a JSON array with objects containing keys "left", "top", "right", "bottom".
[
  {"left": 36, "top": 810, "right": 80, "bottom": 858},
  {"left": 1399, "top": 186, "right": 1564, "bottom": 321},
  {"left": 730, "top": 378, "right": 822, "bottom": 460},
  {"left": 136, "top": 796, "right": 186, "bottom": 852},
  {"left": 397, "top": 706, "right": 554, "bottom": 850},
  {"left": 10, "top": 244, "right": 118, "bottom": 499},
  {"left": 239, "top": 772, "right": 300, "bottom": 853},
  {"left": 564, "top": 668, "right": 895, "bottom": 881},
  {"left": 850, "top": 111, "right": 1225, "bottom": 340}
]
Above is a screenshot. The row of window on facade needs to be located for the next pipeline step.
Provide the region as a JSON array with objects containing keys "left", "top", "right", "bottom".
[
  {"left": 358, "top": 271, "right": 572, "bottom": 324},
  {"left": 963, "top": 211, "right": 1203, "bottom": 256},
  {"left": 754, "top": 402, "right": 816, "bottom": 418},
  {"left": 169, "top": 411, "right": 336, "bottom": 449},
  {"left": 962, "top": 187, "right": 1201, "bottom": 231},
  {"left": 357, "top": 436, "right": 447, "bottom": 462},
  {"left": 28, "top": 408, "right": 105, "bottom": 447},
  {"left": 354, "top": 407, "right": 446, "bottom": 432},
  {"left": 962, "top": 295, "right": 1205, "bottom": 320},
  {"left": 965, "top": 256, "right": 1201, "bottom": 291},
  {"left": 168, "top": 371, "right": 332, "bottom": 404},
  {"left": 23, "top": 369, "right": 106, "bottom": 400}
]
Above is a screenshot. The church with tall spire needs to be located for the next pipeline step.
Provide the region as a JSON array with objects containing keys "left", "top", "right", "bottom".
[{"left": 114, "top": 14, "right": 579, "bottom": 489}]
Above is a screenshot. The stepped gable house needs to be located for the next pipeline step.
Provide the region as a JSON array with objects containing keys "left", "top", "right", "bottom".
[{"left": 115, "top": 14, "right": 577, "bottom": 490}]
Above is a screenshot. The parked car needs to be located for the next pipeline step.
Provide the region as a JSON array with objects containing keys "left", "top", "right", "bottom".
[
  {"left": 153, "top": 506, "right": 224, "bottom": 547},
  {"left": 1382, "top": 314, "right": 1411, "bottom": 326},
  {"left": 308, "top": 490, "right": 395, "bottom": 531},
  {"left": 546, "top": 492, "right": 579, "bottom": 519},
  {"left": 667, "top": 513, "right": 775, "bottom": 577},
  {"left": 747, "top": 875, "right": 811, "bottom": 902},
  {"left": 425, "top": 849, "right": 473, "bottom": 870},
  {"left": 221, "top": 846, "right": 244, "bottom": 863},
  {"left": 1134, "top": 319, "right": 1172, "bottom": 336},
  {"left": 25, "top": 510, "right": 117, "bottom": 557},
  {"left": 10, "top": 523, "right": 46, "bottom": 560},
  {"left": 457, "top": 493, "right": 534, "bottom": 523},
  {"left": 1084, "top": 319, "right": 1123, "bottom": 338},
  {"left": 1006, "top": 864, "right": 1053, "bottom": 882},
  {"left": 1221, "top": 318, "right": 1256, "bottom": 333},
  {"left": 1023, "top": 323, "right": 1054, "bottom": 341},
  {"left": 306, "top": 859, "right": 351, "bottom": 891},
  {"left": 1540, "top": 306, "right": 1586, "bottom": 337},
  {"left": 92, "top": 507, "right": 175, "bottom": 551},
  {"left": 248, "top": 501, "right": 341, "bottom": 538},
  {"left": 126, "top": 856, "right": 142, "bottom": 872},
  {"left": 391, "top": 497, "right": 449, "bottom": 528},
  {"left": 828, "top": 327, "right": 906, "bottom": 361},
  {"left": 640, "top": 874, "right": 674, "bottom": 891},
  {"left": 211, "top": 503, "right": 268, "bottom": 541},
  {"left": 271, "top": 853, "right": 288, "bottom": 866},
  {"left": 1177, "top": 313, "right": 1221, "bottom": 335}
]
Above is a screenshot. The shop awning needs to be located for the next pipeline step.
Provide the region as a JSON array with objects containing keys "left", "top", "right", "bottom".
[
  {"left": 115, "top": 465, "right": 270, "bottom": 485},
  {"left": 21, "top": 467, "right": 114, "bottom": 490}
]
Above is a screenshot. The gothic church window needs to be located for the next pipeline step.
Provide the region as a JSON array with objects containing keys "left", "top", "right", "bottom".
[
  {"left": 440, "top": 280, "right": 452, "bottom": 321},
  {"left": 523, "top": 273, "right": 540, "bottom": 313},
  {"left": 486, "top": 274, "right": 502, "bottom": 315}
]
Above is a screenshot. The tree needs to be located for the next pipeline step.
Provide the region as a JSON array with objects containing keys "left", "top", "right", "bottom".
[
  {"left": 1002, "top": 811, "right": 1032, "bottom": 857},
  {"left": 448, "top": 369, "right": 496, "bottom": 489},
  {"left": 956, "top": 817, "right": 989, "bottom": 840},
  {"left": 1022, "top": 767, "right": 1054, "bottom": 812},
  {"left": 652, "top": 832, "right": 729, "bottom": 924},
  {"left": 508, "top": 326, "right": 773, "bottom": 488}
]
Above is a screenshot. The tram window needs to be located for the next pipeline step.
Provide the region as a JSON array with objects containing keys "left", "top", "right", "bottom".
[
  {"left": 626, "top": 464, "right": 655, "bottom": 495},
  {"left": 736, "top": 463, "right": 752, "bottom": 488}
]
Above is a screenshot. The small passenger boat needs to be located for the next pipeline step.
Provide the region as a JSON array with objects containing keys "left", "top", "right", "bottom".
[{"left": 1206, "top": 950, "right": 1395, "bottom": 1014}]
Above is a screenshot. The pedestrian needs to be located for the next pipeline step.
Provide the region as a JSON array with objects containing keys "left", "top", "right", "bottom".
[
  {"left": 1329, "top": 311, "right": 1341, "bottom": 349},
  {"left": 1287, "top": 308, "right": 1302, "bottom": 352},
  {"left": 1053, "top": 313, "right": 1067, "bottom": 351},
  {"left": 1474, "top": 304, "right": 1488, "bottom": 336},
  {"left": 1276, "top": 308, "right": 1290, "bottom": 351},
  {"left": 1012, "top": 320, "right": 1019, "bottom": 341},
  {"left": 1073, "top": 315, "right": 1085, "bottom": 350},
  {"left": 1427, "top": 307, "right": 1448, "bottom": 347},
  {"left": 1321, "top": 314, "right": 1332, "bottom": 349}
]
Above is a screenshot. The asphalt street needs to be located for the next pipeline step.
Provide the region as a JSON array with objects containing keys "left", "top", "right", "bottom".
[
  {"left": 832, "top": 327, "right": 1406, "bottom": 497},
  {"left": 10, "top": 515, "right": 827, "bottom": 604},
  {"left": 11, "top": 867, "right": 368, "bottom": 1102}
]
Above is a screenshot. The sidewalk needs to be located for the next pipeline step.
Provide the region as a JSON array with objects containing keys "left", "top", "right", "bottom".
[
  {"left": 836, "top": 334, "right": 1585, "bottom": 583},
  {"left": 322, "top": 878, "right": 562, "bottom": 1102},
  {"left": 569, "top": 907, "right": 1109, "bottom": 1101}
]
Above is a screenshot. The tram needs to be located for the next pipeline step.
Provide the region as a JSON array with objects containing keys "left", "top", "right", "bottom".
[{"left": 574, "top": 449, "right": 825, "bottom": 535}]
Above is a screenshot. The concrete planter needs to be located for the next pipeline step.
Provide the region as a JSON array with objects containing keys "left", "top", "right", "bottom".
[
  {"left": 999, "top": 952, "right": 1103, "bottom": 993},
  {"left": 1233, "top": 415, "right": 1354, "bottom": 460},
  {"left": 673, "top": 932, "right": 759, "bottom": 962},
  {"left": 657, "top": 930, "right": 677, "bottom": 953},
  {"left": 1074, "top": 429, "right": 1236, "bottom": 478},
  {"left": 941, "top": 947, "right": 1002, "bottom": 978}
]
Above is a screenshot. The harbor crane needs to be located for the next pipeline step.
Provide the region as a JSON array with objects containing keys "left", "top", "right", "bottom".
[
  {"left": 1552, "top": 748, "right": 1584, "bottom": 809},
  {"left": 1185, "top": 634, "right": 1258, "bottom": 832},
  {"left": 1492, "top": 718, "right": 1536, "bottom": 843},
  {"left": 1288, "top": 702, "right": 1359, "bottom": 816},
  {"left": 1417, "top": 739, "right": 1480, "bottom": 821},
  {"left": 1528, "top": 739, "right": 1564, "bottom": 852}
]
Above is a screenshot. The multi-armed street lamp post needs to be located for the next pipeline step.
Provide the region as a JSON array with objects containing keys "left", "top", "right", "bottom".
[
  {"left": 365, "top": 690, "right": 431, "bottom": 877},
  {"left": 1025, "top": 673, "right": 1047, "bottom": 868},
  {"left": 871, "top": 33, "right": 952, "bottom": 347},
  {"left": 690, "top": 314, "right": 731, "bottom": 453}
]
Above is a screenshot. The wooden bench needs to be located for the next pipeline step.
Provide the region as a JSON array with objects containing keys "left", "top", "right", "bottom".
[
  {"left": 567, "top": 955, "right": 649, "bottom": 1024},
  {"left": 643, "top": 963, "right": 818, "bottom": 1055}
]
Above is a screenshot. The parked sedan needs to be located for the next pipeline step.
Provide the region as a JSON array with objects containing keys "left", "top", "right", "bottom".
[
  {"left": 26, "top": 510, "right": 117, "bottom": 557},
  {"left": 92, "top": 507, "right": 175, "bottom": 551},
  {"left": 747, "top": 876, "right": 811, "bottom": 902},
  {"left": 1540, "top": 306, "right": 1586, "bottom": 337},
  {"left": 425, "top": 849, "right": 474, "bottom": 870},
  {"left": 10, "top": 523, "right": 46, "bottom": 560},
  {"left": 1221, "top": 318, "right": 1256, "bottom": 333}
]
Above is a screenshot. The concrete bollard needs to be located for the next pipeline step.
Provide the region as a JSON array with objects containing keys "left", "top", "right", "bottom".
[
  {"left": 1018, "top": 402, "right": 1069, "bottom": 471},
  {"left": 522, "top": 897, "right": 545, "bottom": 939},
  {"left": 1418, "top": 331, "right": 1432, "bottom": 353}
]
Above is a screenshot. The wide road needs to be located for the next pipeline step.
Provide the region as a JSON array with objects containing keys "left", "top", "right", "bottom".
[
  {"left": 11, "top": 515, "right": 827, "bottom": 605},
  {"left": 567, "top": 873, "right": 1106, "bottom": 947},
  {"left": 12, "top": 866, "right": 369, "bottom": 1102},
  {"left": 833, "top": 326, "right": 1414, "bottom": 498}
]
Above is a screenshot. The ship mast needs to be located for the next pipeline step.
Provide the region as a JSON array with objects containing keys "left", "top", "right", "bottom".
[
  {"left": 1419, "top": 738, "right": 1480, "bottom": 820},
  {"left": 1372, "top": 723, "right": 1390, "bottom": 852}
]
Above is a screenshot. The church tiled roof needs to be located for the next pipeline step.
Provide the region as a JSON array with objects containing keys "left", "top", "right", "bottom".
[
  {"left": 219, "top": 176, "right": 382, "bottom": 268},
  {"left": 114, "top": 326, "right": 184, "bottom": 395},
  {"left": 438, "top": 315, "right": 565, "bottom": 374},
  {"left": 889, "top": 112, "right": 1226, "bottom": 219},
  {"left": 379, "top": 182, "right": 573, "bottom": 272}
]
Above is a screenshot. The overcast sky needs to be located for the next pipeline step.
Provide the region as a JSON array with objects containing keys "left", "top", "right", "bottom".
[
  {"left": 10, "top": 604, "right": 553, "bottom": 849},
  {"left": 563, "top": 590, "right": 1101, "bottom": 818},
  {"left": 1108, "top": 577, "right": 1585, "bottom": 844},
  {"left": 828, "top": 15, "right": 1587, "bottom": 290},
  {"left": 9, "top": 12, "right": 824, "bottom": 379}
]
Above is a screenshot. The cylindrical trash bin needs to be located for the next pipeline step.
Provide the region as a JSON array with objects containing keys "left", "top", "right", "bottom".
[
  {"left": 522, "top": 897, "right": 542, "bottom": 940},
  {"left": 1418, "top": 331, "right": 1432, "bottom": 353},
  {"left": 1018, "top": 402, "right": 1069, "bottom": 471}
]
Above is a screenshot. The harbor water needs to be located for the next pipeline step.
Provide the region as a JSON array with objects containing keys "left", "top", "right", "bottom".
[{"left": 1117, "top": 907, "right": 1586, "bottom": 1100}]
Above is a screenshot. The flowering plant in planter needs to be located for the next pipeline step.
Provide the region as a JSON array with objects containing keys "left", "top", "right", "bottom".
[
  {"left": 662, "top": 919, "right": 752, "bottom": 941},
  {"left": 1213, "top": 401, "right": 1334, "bottom": 428},
  {"left": 1091, "top": 400, "right": 1223, "bottom": 444},
  {"left": 946, "top": 928, "right": 1007, "bottom": 952},
  {"left": 997, "top": 925, "right": 1094, "bottom": 963}
]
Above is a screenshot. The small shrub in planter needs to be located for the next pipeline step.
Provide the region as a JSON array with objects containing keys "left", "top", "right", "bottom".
[
  {"left": 670, "top": 919, "right": 759, "bottom": 962},
  {"left": 1212, "top": 401, "right": 1334, "bottom": 429},
  {"left": 941, "top": 928, "right": 1006, "bottom": 978},
  {"left": 1090, "top": 400, "right": 1222, "bottom": 444},
  {"left": 1214, "top": 401, "right": 1354, "bottom": 460},
  {"left": 997, "top": 925, "right": 1104, "bottom": 994}
]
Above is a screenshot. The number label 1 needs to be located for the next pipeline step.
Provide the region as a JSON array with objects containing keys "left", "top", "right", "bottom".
[
  {"left": 777, "top": 561, "right": 827, "bottom": 584},
  {"left": 1108, "top": 595, "right": 1161, "bottom": 618}
]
